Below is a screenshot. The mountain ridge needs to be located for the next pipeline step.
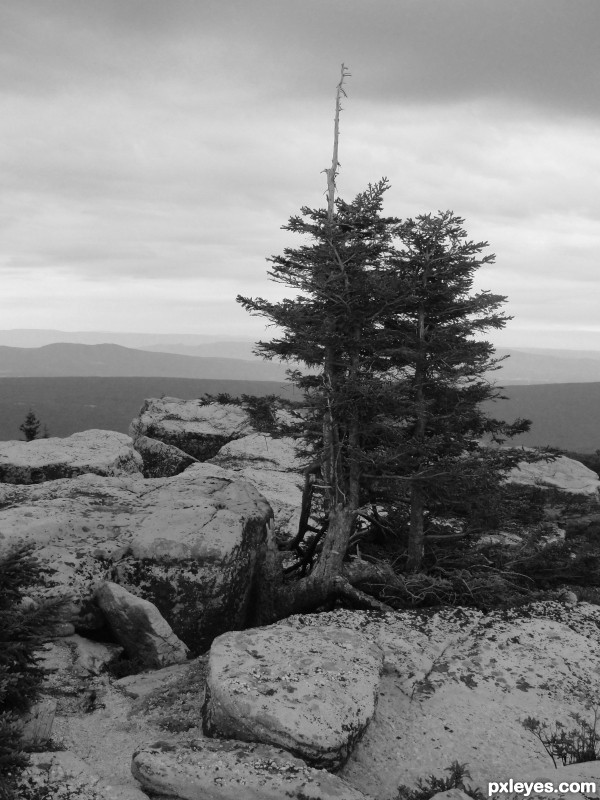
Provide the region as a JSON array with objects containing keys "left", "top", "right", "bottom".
[{"left": 0, "top": 343, "right": 289, "bottom": 381}]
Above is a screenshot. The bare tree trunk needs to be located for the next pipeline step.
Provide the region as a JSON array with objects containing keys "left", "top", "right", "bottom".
[{"left": 325, "top": 64, "right": 350, "bottom": 223}]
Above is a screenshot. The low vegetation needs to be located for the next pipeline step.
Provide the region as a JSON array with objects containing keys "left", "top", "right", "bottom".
[
  {"left": 522, "top": 708, "right": 600, "bottom": 767},
  {"left": 0, "top": 545, "right": 65, "bottom": 800}
]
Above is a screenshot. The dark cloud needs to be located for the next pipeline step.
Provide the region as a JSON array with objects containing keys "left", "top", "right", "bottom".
[{"left": 2, "top": 0, "right": 599, "bottom": 116}]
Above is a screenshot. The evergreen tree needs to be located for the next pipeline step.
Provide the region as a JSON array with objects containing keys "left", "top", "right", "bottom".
[
  {"left": 0, "top": 545, "right": 64, "bottom": 799},
  {"left": 365, "top": 211, "right": 530, "bottom": 569},
  {"left": 18, "top": 412, "right": 41, "bottom": 442},
  {"left": 238, "top": 179, "right": 403, "bottom": 618}
]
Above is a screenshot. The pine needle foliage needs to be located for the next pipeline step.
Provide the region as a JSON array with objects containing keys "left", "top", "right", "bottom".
[{"left": 0, "top": 544, "right": 65, "bottom": 799}]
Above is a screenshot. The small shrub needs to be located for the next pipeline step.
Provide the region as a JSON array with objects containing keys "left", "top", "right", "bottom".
[
  {"left": 396, "top": 760, "right": 485, "bottom": 800},
  {"left": 522, "top": 709, "right": 600, "bottom": 767}
]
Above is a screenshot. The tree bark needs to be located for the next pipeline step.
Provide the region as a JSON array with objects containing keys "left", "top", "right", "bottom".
[
  {"left": 406, "top": 483, "right": 426, "bottom": 571},
  {"left": 249, "top": 504, "right": 394, "bottom": 626}
]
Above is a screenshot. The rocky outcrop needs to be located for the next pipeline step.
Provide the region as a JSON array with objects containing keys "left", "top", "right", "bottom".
[
  {"left": 209, "top": 433, "right": 305, "bottom": 537},
  {"left": 302, "top": 603, "right": 600, "bottom": 799},
  {"left": 129, "top": 398, "right": 252, "bottom": 461},
  {"left": 132, "top": 434, "right": 198, "bottom": 478},
  {"left": 0, "top": 464, "right": 273, "bottom": 652},
  {"left": 202, "top": 624, "right": 384, "bottom": 769},
  {"left": 508, "top": 454, "right": 600, "bottom": 496},
  {"left": 95, "top": 581, "right": 189, "bottom": 668},
  {"left": 132, "top": 738, "right": 372, "bottom": 800},
  {"left": 0, "top": 430, "right": 142, "bottom": 484}
]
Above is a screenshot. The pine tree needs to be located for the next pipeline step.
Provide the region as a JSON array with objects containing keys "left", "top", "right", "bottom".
[
  {"left": 363, "top": 211, "right": 530, "bottom": 569},
  {"left": 236, "top": 65, "right": 530, "bottom": 615},
  {"left": 18, "top": 412, "right": 41, "bottom": 442}
]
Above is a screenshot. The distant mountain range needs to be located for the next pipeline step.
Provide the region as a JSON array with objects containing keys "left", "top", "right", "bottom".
[
  {"left": 0, "top": 329, "right": 245, "bottom": 348},
  {"left": 0, "top": 343, "right": 290, "bottom": 381},
  {"left": 2, "top": 332, "right": 600, "bottom": 384},
  {"left": 1, "top": 330, "right": 600, "bottom": 452}
]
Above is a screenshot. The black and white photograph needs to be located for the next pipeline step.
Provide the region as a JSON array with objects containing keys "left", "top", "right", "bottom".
[{"left": 1, "top": 2, "right": 600, "bottom": 799}]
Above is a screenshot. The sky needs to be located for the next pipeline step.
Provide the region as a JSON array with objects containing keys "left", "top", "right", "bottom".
[{"left": 1, "top": 0, "right": 599, "bottom": 349}]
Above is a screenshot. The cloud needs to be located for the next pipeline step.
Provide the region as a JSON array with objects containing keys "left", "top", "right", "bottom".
[{"left": 0, "top": 0, "right": 598, "bottom": 342}]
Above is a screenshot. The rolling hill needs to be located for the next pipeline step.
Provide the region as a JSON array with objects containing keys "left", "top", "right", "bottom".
[
  {"left": 1, "top": 336, "right": 600, "bottom": 452},
  {"left": 0, "top": 343, "right": 289, "bottom": 381}
]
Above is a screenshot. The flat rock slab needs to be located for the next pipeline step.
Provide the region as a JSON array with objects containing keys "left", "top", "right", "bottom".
[
  {"left": 130, "top": 398, "right": 253, "bottom": 460},
  {"left": 508, "top": 455, "right": 600, "bottom": 495},
  {"left": 203, "top": 624, "right": 384, "bottom": 769},
  {"left": 0, "top": 429, "right": 142, "bottom": 484},
  {"left": 280, "top": 603, "right": 600, "bottom": 800},
  {"left": 0, "top": 464, "right": 272, "bottom": 651},
  {"left": 132, "top": 738, "right": 372, "bottom": 800}
]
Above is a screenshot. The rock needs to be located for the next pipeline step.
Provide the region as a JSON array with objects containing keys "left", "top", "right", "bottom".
[
  {"left": 0, "top": 464, "right": 273, "bottom": 651},
  {"left": 23, "top": 751, "right": 149, "bottom": 800},
  {"left": 132, "top": 434, "right": 198, "bottom": 478},
  {"left": 507, "top": 455, "right": 600, "bottom": 496},
  {"left": 95, "top": 582, "right": 189, "bottom": 668},
  {"left": 0, "top": 429, "right": 143, "bottom": 484},
  {"left": 209, "top": 433, "right": 305, "bottom": 537},
  {"left": 71, "top": 634, "right": 124, "bottom": 675},
  {"left": 20, "top": 698, "right": 57, "bottom": 747},
  {"left": 48, "top": 621, "right": 78, "bottom": 638},
  {"left": 114, "top": 660, "right": 193, "bottom": 699},
  {"left": 477, "top": 522, "right": 565, "bottom": 549},
  {"left": 129, "top": 398, "right": 252, "bottom": 461},
  {"left": 203, "top": 623, "right": 384, "bottom": 769},
  {"left": 276, "top": 603, "right": 600, "bottom": 800},
  {"left": 565, "top": 513, "right": 600, "bottom": 541},
  {"left": 132, "top": 738, "right": 372, "bottom": 800}
]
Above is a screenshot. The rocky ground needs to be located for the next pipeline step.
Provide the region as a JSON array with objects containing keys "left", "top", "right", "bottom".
[
  {"left": 18, "top": 600, "right": 600, "bottom": 800},
  {"left": 3, "top": 399, "right": 600, "bottom": 800}
]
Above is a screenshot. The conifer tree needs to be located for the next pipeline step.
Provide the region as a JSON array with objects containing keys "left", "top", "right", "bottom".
[
  {"left": 364, "top": 211, "right": 530, "bottom": 569},
  {"left": 18, "top": 411, "right": 41, "bottom": 442},
  {"left": 237, "top": 66, "right": 530, "bottom": 614}
]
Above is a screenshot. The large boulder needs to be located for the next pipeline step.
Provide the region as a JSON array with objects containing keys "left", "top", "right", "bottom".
[
  {"left": 209, "top": 433, "right": 305, "bottom": 537},
  {"left": 95, "top": 581, "right": 189, "bottom": 668},
  {"left": 0, "top": 430, "right": 143, "bottom": 484},
  {"left": 203, "top": 623, "right": 384, "bottom": 769},
  {"left": 0, "top": 464, "right": 273, "bottom": 652},
  {"left": 132, "top": 738, "right": 372, "bottom": 800},
  {"left": 129, "top": 398, "right": 253, "bottom": 461},
  {"left": 507, "top": 454, "right": 600, "bottom": 496}
]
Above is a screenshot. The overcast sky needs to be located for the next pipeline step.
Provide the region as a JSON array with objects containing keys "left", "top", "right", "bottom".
[{"left": 1, "top": 0, "right": 599, "bottom": 348}]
